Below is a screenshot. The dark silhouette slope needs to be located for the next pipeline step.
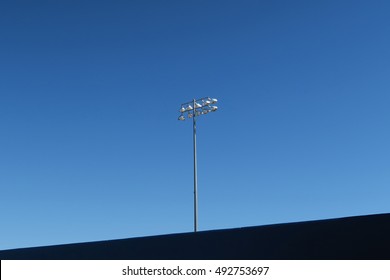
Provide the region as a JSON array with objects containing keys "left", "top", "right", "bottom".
[{"left": 1, "top": 213, "right": 389, "bottom": 259}]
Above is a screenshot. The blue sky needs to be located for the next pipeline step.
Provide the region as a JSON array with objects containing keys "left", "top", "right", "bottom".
[{"left": 1, "top": 0, "right": 389, "bottom": 250}]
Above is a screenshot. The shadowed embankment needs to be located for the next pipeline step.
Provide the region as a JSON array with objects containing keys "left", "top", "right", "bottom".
[{"left": 1, "top": 213, "right": 389, "bottom": 259}]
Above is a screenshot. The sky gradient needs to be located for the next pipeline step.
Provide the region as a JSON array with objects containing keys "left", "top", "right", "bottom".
[{"left": 1, "top": 0, "right": 389, "bottom": 250}]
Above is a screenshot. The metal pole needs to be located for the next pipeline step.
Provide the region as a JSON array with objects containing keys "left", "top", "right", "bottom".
[
  {"left": 178, "top": 97, "right": 217, "bottom": 232},
  {"left": 193, "top": 99, "right": 198, "bottom": 232}
]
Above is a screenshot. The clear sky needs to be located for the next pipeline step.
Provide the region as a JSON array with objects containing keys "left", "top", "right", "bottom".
[{"left": 1, "top": 0, "right": 389, "bottom": 250}]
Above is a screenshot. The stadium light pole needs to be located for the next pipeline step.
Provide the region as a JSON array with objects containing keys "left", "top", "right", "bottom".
[{"left": 178, "top": 97, "right": 218, "bottom": 232}]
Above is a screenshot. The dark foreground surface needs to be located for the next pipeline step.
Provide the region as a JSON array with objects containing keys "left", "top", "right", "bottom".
[{"left": 1, "top": 213, "right": 390, "bottom": 259}]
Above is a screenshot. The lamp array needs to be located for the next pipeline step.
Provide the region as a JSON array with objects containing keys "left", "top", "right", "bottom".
[{"left": 178, "top": 97, "right": 218, "bottom": 121}]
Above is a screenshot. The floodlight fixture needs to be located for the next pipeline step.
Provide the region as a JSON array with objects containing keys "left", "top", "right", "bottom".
[{"left": 203, "top": 100, "right": 211, "bottom": 106}]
